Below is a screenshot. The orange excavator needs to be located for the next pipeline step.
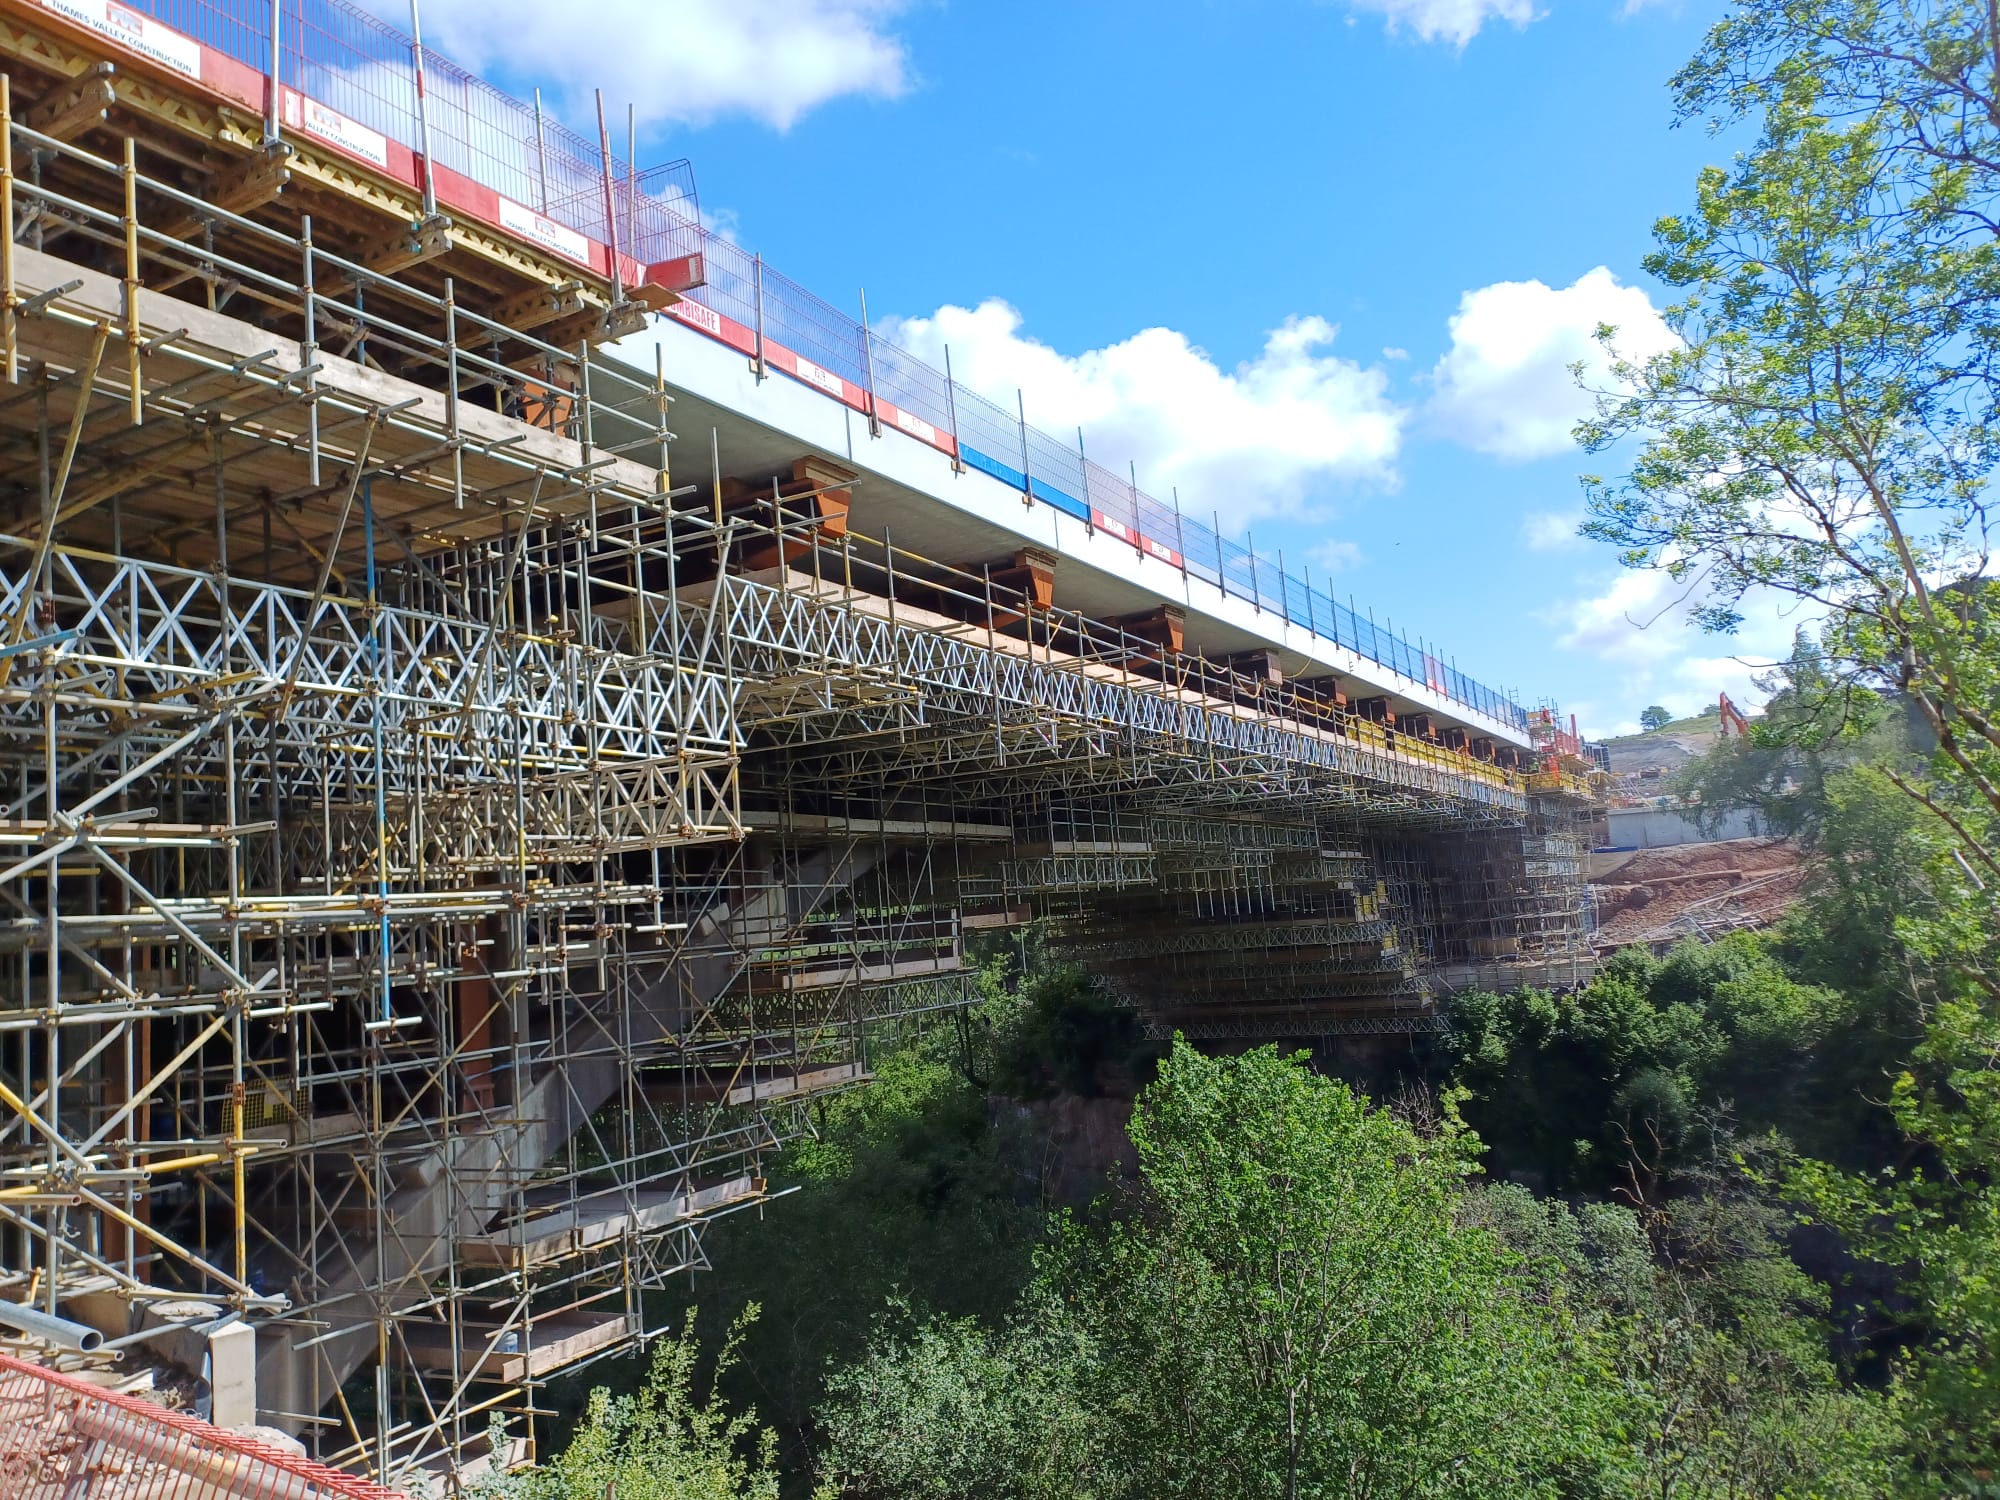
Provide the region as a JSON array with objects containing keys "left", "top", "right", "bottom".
[{"left": 1717, "top": 692, "right": 1750, "bottom": 738}]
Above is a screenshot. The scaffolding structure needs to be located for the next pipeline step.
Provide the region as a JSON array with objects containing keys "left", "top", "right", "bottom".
[{"left": 0, "top": 8, "right": 1605, "bottom": 1486}]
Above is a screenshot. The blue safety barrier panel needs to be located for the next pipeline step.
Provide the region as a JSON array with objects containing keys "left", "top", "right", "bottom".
[
  {"left": 961, "top": 447, "right": 1027, "bottom": 492},
  {"left": 1030, "top": 477, "right": 1089, "bottom": 522}
]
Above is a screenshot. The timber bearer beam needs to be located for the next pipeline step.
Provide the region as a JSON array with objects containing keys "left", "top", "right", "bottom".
[
  {"left": 21, "top": 59, "right": 111, "bottom": 142},
  {"left": 496, "top": 278, "right": 588, "bottom": 333},
  {"left": 159, "top": 147, "right": 293, "bottom": 239},
  {"left": 350, "top": 212, "right": 454, "bottom": 282}
]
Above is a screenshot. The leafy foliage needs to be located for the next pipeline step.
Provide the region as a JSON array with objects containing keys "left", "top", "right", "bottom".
[
  {"left": 822, "top": 1041, "right": 1617, "bottom": 1499},
  {"left": 1444, "top": 935, "right": 1868, "bottom": 1188},
  {"left": 487, "top": 1312, "right": 782, "bottom": 1500},
  {"left": 1580, "top": 2, "right": 2000, "bottom": 1478},
  {"left": 982, "top": 965, "right": 1160, "bottom": 1099},
  {"left": 817, "top": 1295, "right": 1103, "bottom": 1500},
  {"left": 609, "top": 967, "right": 1140, "bottom": 1471},
  {"left": 1668, "top": 638, "right": 1907, "bottom": 841},
  {"left": 1792, "top": 985, "right": 2000, "bottom": 1488},
  {"left": 1467, "top": 1183, "right": 1897, "bottom": 1497},
  {"left": 1579, "top": 0, "right": 2000, "bottom": 962},
  {"left": 1074, "top": 1042, "right": 1609, "bottom": 1499},
  {"left": 816, "top": 1042, "right": 1908, "bottom": 1498},
  {"left": 653, "top": 1039, "right": 1043, "bottom": 1471}
]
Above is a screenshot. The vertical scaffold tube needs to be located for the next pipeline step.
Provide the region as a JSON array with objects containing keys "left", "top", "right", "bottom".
[{"left": 364, "top": 479, "right": 391, "bottom": 1026}]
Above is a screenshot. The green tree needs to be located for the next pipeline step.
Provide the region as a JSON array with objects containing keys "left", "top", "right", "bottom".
[
  {"left": 1583, "top": 0, "right": 2000, "bottom": 1478},
  {"left": 1668, "top": 636, "right": 1906, "bottom": 841},
  {"left": 1578, "top": 0, "right": 2000, "bottom": 911},
  {"left": 1465, "top": 1182, "right": 1898, "bottom": 1498},
  {"left": 636, "top": 966, "right": 1141, "bottom": 1472},
  {"left": 492, "top": 1311, "right": 782, "bottom": 1500},
  {"left": 817, "top": 1295, "right": 1105, "bottom": 1500},
  {"left": 657, "top": 1041, "right": 1042, "bottom": 1470},
  {"left": 1444, "top": 937, "right": 1868, "bottom": 1188},
  {"left": 983, "top": 964, "right": 1160, "bottom": 1099},
  {"left": 1640, "top": 704, "right": 1674, "bottom": 731},
  {"left": 1085, "top": 1041, "right": 1610, "bottom": 1499},
  {"left": 821, "top": 1039, "right": 1908, "bottom": 1498},
  {"left": 822, "top": 1041, "right": 1619, "bottom": 1499},
  {"left": 1792, "top": 982, "right": 2000, "bottom": 1487}
]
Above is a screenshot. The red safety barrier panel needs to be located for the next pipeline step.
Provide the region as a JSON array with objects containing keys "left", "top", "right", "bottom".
[
  {"left": 1090, "top": 510, "right": 1182, "bottom": 570},
  {"left": 665, "top": 297, "right": 756, "bottom": 357},
  {"left": 872, "top": 397, "right": 957, "bottom": 458},
  {"left": 762, "top": 342, "right": 869, "bottom": 415},
  {"left": 644, "top": 254, "right": 705, "bottom": 297}
]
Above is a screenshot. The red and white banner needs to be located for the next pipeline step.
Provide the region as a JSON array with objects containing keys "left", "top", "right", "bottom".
[
  {"left": 666, "top": 297, "right": 757, "bottom": 356},
  {"left": 277, "top": 88, "right": 418, "bottom": 184},
  {"left": 43, "top": 0, "right": 197, "bottom": 77},
  {"left": 1091, "top": 509, "right": 1140, "bottom": 547},
  {"left": 874, "top": 397, "right": 958, "bottom": 458},
  {"left": 763, "top": 342, "right": 868, "bottom": 413},
  {"left": 496, "top": 195, "right": 593, "bottom": 268},
  {"left": 1091, "top": 510, "right": 1183, "bottom": 569}
]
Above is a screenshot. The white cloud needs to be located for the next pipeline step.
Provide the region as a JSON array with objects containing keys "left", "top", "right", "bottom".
[
  {"left": 1558, "top": 570, "right": 1699, "bottom": 668},
  {"left": 698, "top": 204, "right": 742, "bottom": 243},
  {"left": 1382, "top": 346, "right": 1410, "bottom": 361},
  {"left": 1345, "top": 0, "right": 1540, "bottom": 46},
  {"left": 1551, "top": 568, "right": 1815, "bottom": 733},
  {"left": 880, "top": 298, "right": 1405, "bottom": 526},
  {"left": 394, "top": 0, "right": 910, "bottom": 130},
  {"left": 1308, "top": 539, "right": 1367, "bottom": 573},
  {"left": 1427, "top": 267, "right": 1674, "bottom": 461},
  {"left": 1522, "top": 509, "right": 1586, "bottom": 551}
]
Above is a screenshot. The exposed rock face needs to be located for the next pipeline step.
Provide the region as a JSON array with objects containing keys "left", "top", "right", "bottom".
[{"left": 992, "top": 1092, "right": 1140, "bottom": 1208}]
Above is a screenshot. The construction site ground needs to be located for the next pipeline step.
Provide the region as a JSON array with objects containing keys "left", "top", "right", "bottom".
[
  {"left": 1589, "top": 838, "right": 1804, "bottom": 951},
  {"left": 1600, "top": 718, "right": 1727, "bottom": 776}
]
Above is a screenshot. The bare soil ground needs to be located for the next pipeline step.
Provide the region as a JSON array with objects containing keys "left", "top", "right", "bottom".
[{"left": 1590, "top": 837, "right": 1804, "bottom": 950}]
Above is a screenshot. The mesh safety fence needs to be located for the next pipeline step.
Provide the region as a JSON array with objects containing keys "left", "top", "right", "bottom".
[{"left": 0, "top": 1352, "right": 408, "bottom": 1500}]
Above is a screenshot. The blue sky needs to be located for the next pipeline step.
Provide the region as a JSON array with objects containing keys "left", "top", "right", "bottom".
[{"left": 412, "top": 0, "right": 1802, "bottom": 737}]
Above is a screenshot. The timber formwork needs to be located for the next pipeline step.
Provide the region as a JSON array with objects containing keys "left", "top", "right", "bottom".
[{"left": 0, "top": 25, "right": 1603, "bottom": 1487}]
